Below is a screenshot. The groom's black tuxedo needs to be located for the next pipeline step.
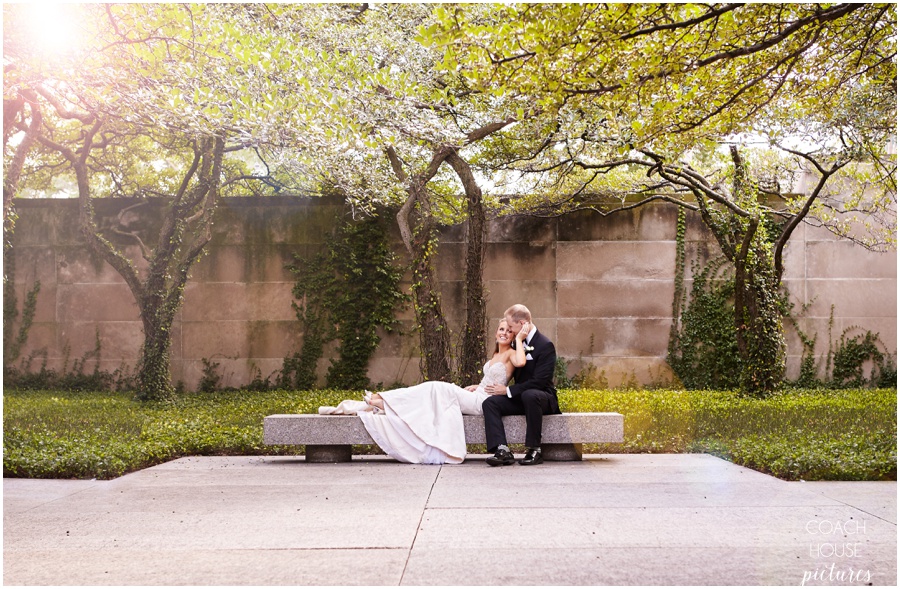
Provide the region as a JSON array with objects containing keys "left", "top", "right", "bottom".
[
  {"left": 483, "top": 328, "right": 561, "bottom": 451},
  {"left": 509, "top": 329, "right": 558, "bottom": 400}
]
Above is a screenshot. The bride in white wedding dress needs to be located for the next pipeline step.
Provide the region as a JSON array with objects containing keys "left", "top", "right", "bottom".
[{"left": 319, "top": 319, "right": 527, "bottom": 464}]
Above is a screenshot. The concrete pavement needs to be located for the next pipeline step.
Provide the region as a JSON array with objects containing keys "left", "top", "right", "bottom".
[{"left": 3, "top": 454, "right": 896, "bottom": 586}]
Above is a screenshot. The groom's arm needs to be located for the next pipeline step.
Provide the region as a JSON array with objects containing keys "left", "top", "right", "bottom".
[{"left": 508, "top": 340, "right": 556, "bottom": 398}]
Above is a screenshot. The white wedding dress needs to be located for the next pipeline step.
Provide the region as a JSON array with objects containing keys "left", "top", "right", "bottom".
[{"left": 319, "top": 360, "right": 509, "bottom": 464}]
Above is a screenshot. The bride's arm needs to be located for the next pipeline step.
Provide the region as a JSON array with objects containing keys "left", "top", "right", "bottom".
[{"left": 510, "top": 346, "right": 526, "bottom": 368}]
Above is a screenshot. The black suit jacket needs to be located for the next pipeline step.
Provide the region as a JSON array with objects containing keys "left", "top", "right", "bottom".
[{"left": 510, "top": 329, "right": 559, "bottom": 406}]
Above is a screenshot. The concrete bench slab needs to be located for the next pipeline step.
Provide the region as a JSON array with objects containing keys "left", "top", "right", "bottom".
[{"left": 264, "top": 413, "right": 624, "bottom": 462}]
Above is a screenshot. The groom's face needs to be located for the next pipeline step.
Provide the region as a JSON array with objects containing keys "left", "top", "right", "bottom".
[{"left": 505, "top": 314, "right": 524, "bottom": 335}]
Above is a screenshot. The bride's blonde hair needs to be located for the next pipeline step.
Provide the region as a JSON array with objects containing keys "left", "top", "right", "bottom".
[{"left": 493, "top": 319, "right": 509, "bottom": 354}]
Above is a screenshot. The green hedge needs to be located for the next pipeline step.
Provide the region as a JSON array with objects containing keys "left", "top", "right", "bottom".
[{"left": 3, "top": 388, "right": 895, "bottom": 481}]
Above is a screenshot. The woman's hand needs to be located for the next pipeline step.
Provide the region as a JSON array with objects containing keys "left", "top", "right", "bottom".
[
  {"left": 464, "top": 384, "right": 478, "bottom": 392},
  {"left": 516, "top": 322, "right": 530, "bottom": 342}
]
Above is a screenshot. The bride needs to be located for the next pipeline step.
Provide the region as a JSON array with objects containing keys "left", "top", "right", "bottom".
[{"left": 319, "top": 319, "right": 527, "bottom": 464}]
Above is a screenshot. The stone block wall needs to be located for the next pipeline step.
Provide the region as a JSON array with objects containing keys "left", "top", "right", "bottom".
[{"left": 6, "top": 196, "right": 896, "bottom": 389}]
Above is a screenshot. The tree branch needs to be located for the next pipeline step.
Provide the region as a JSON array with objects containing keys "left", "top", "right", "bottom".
[
  {"left": 384, "top": 145, "right": 408, "bottom": 182},
  {"left": 772, "top": 158, "right": 849, "bottom": 279},
  {"left": 113, "top": 201, "right": 152, "bottom": 261},
  {"left": 567, "top": 3, "right": 863, "bottom": 97},
  {"left": 619, "top": 3, "right": 744, "bottom": 41},
  {"left": 3, "top": 90, "right": 42, "bottom": 215},
  {"left": 32, "top": 85, "right": 94, "bottom": 124},
  {"left": 465, "top": 116, "right": 518, "bottom": 144}
]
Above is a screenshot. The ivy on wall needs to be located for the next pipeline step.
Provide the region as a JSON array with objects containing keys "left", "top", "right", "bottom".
[
  {"left": 831, "top": 328, "right": 897, "bottom": 388},
  {"left": 4, "top": 328, "right": 136, "bottom": 392},
  {"left": 669, "top": 210, "right": 896, "bottom": 391},
  {"left": 3, "top": 230, "right": 41, "bottom": 370},
  {"left": 285, "top": 213, "right": 408, "bottom": 390},
  {"left": 784, "top": 300, "right": 820, "bottom": 389},
  {"left": 668, "top": 256, "right": 743, "bottom": 390},
  {"left": 3, "top": 279, "right": 40, "bottom": 368},
  {"left": 3, "top": 225, "right": 136, "bottom": 393},
  {"left": 668, "top": 206, "right": 743, "bottom": 388}
]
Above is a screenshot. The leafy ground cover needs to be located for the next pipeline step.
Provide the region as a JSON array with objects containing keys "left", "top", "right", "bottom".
[
  {"left": 563, "top": 388, "right": 896, "bottom": 481},
  {"left": 3, "top": 388, "right": 895, "bottom": 481}
]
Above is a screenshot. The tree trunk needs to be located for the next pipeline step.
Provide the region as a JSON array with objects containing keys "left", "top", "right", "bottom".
[
  {"left": 388, "top": 146, "right": 454, "bottom": 382},
  {"left": 411, "top": 247, "right": 452, "bottom": 381},
  {"left": 137, "top": 305, "right": 177, "bottom": 401},
  {"left": 731, "top": 217, "right": 758, "bottom": 367},
  {"left": 446, "top": 152, "right": 487, "bottom": 386},
  {"left": 409, "top": 192, "right": 452, "bottom": 382},
  {"left": 69, "top": 133, "right": 223, "bottom": 401},
  {"left": 736, "top": 258, "right": 785, "bottom": 397},
  {"left": 133, "top": 137, "right": 224, "bottom": 400}
]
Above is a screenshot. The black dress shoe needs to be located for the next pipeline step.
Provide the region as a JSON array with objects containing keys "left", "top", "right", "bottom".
[
  {"left": 519, "top": 448, "right": 543, "bottom": 466},
  {"left": 486, "top": 448, "right": 516, "bottom": 466}
]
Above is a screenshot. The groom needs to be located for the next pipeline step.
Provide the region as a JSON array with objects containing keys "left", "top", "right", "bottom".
[{"left": 482, "top": 304, "right": 560, "bottom": 466}]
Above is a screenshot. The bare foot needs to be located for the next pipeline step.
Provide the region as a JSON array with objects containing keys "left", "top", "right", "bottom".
[{"left": 369, "top": 393, "right": 385, "bottom": 410}]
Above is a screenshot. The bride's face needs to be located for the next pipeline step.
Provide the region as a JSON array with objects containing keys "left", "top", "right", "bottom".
[{"left": 495, "top": 321, "right": 512, "bottom": 345}]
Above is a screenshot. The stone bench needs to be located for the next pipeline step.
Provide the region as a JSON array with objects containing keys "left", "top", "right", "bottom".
[{"left": 263, "top": 412, "right": 624, "bottom": 462}]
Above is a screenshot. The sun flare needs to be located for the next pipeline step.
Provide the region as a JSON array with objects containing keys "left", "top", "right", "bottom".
[{"left": 22, "top": 2, "right": 82, "bottom": 57}]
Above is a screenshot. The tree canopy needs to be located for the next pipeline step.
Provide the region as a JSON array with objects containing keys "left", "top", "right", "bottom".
[
  {"left": 3, "top": 3, "right": 896, "bottom": 395},
  {"left": 428, "top": 3, "right": 895, "bottom": 149},
  {"left": 3, "top": 3, "right": 296, "bottom": 399},
  {"left": 425, "top": 2, "right": 896, "bottom": 395},
  {"left": 422, "top": 3, "right": 896, "bottom": 246}
]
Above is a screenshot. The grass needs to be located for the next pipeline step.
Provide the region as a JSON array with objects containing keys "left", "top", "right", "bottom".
[{"left": 3, "top": 387, "right": 896, "bottom": 481}]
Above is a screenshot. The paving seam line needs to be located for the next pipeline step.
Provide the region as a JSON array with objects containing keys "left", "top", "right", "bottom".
[
  {"left": 398, "top": 463, "right": 442, "bottom": 585},
  {"left": 816, "top": 501, "right": 898, "bottom": 526},
  {"left": 7, "top": 485, "right": 107, "bottom": 514}
]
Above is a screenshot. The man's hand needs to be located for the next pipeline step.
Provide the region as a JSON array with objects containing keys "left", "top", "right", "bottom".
[
  {"left": 464, "top": 384, "right": 478, "bottom": 392},
  {"left": 484, "top": 384, "right": 507, "bottom": 396}
]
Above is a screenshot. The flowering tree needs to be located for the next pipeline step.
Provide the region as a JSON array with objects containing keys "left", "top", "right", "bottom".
[
  {"left": 427, "top": 2, "right": 896, "bottom": 394},
  {"left": 6, "top": 3, "right": 893, "bottom": 397},
  {"left": 253, "top": 4, "right": 529, "bottom": 383},
  {"left": 3, "top": 4, "right": 290, "bottom": 399}
]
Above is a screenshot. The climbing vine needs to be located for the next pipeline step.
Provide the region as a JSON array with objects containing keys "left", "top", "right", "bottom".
[
  {"left": 668, "top": 257, "right": 743, "bottom": 390},
  {"left": 286, "top": 213, "right": 407, "bottom": 390},
  {"left": 784, "top": 303, "right": 820, "bottom": 389},
  {"left": 667, "top": 207, "right": 688, "bottom": 363},
  {"left": 671, "top": 212, "right": 896, "bottom": 392},
  {"left": 670, "top": 148, "right": 789, "bottom": 397},
  {"left": 3, "top": 237, "right": 41, "bottom": 369},
  {"left": 3, "top": 278, "right": 40, "bottom": 368},
  {"left": 669, "top": 196, "right": 791, "bottom": 394},
  {"left": 668, "top": 206, "right": 744, "bottom": 389},
  {"left": 831, "top": 328, "right": 896, "bottom": 389}
]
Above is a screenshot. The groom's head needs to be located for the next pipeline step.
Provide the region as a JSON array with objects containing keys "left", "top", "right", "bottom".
[{"left": 504, "top": 304, "right": 532, "bottom": 335}]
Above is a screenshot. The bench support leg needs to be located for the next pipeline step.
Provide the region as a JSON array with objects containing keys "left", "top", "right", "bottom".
[
  {"left": 305, "top": 444, "right": 352, "bottom": 463},
  {"left": 303, "top": 443, "right": 582, "bottom": 462},
  {"left": 542, "top": 443, "right": 582, "bottom": 461}
]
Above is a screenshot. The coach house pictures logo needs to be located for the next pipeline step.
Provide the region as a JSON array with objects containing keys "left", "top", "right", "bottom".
[{"left": 801, "top": 518, "right": 871, "bottom": 586}]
